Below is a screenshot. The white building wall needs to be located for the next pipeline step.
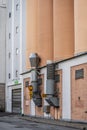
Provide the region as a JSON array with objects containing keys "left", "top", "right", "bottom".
[
  {"left": 21, "top": 0, "right": 26, "bottom": 72},
  {"left": 0, "top": 1, "right": 6, "bottom": 83},
  {"left": 6, "top": 0, "right": 26, "bottom": 112},
  {"left": 6, "top": 0, "right": 26, "bottom": 83},
  {"left": 58, "top": 54, "right": 87, "bottom": 120},
  {"left": 0, "top": 0, "right": 6, "bottom": 6},
  {"left": 6, "top": 0, "right": 12, "bottom": 82},
  {"left": 6, "top": 86, "right": 12, "bottom": 112},
  {"left": 12, "top": 0, "right": 20, "bottom": 80}
]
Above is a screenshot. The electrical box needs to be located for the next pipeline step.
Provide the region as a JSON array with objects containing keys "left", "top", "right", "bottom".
[
  {"left": 46, "top": 80, "right": 54, "bottom": 95},
  {"left": 43, "top": 105, "right": 50, "bottom": 114},
  {"left": 33, "top": 94, "right": 42, "bottom": 107}
]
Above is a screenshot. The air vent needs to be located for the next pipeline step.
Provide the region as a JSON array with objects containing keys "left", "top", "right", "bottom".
[
  {"left": 47, "top": 63, "right": 55, "bottom": 79},
  {"left": 75, "top": 69, "right": 84, "bottom": 79}
]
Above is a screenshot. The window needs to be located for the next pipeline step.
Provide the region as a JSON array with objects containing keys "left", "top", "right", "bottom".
[
  {"left": 16, "top": 48, "right": 19, "bottom": 55},
  {"left": 75, "top": 69, "right": 84, "bottom": 79},
  {"left": 9, "top": 12, "right": 11, "bottom": 18},
  {"left": 16, "top": 4, "right": 19, "bottom": 10},
  {"left": 8, "top": 52, "right": 11, "bottom": 58},
  {"left": 9, "top": 33, "right": 11, "bottom": 39},
  {"left": 16, "top": 26, "right": 19, "bottom": 33},
  {"left": 16, "top": 70, "right": 18, "bottom": 77},
  {"left": 8, "top": 73, "right": 11, "bottom": 79},
  {"left": 25, "top": 81, "right": 29, "bottom": 87},
  {"left": 55, "top": 74, "right": 60, "bottom": 83}
]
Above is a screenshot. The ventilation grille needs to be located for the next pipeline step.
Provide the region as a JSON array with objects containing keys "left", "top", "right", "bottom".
[
  {"left": 75, "top": 68, "right": 84, "bottom": 79},
  {"left": 47, "top": 63, "right": 55, "bottom": 79}
]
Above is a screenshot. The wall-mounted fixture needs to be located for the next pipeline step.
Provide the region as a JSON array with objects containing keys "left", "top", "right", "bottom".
[
  {"left": 29, "top": 53, "right": 40, "bottom": 68},
  {"left": 29, "top": 53, "right": 42, "bottom": 107},
  {"left": 45, "top": 60, "right": 59, "bottom": 107},
  {"left": 43, "top": 105, "right": 50, "bottom": 114}
]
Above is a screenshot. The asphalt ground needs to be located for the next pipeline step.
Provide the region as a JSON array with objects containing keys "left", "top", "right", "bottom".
[
  {"left": 0, "top": 112, "right": 87, "bottom": 130},
  {"left": 0, "top": 115, "right": 79, "bottom": 130},
  {"left": 0, "top": 112, "right": 13, "bottom": 117},
  {"left": 20, "top": 115, "right": 87, "bottom": 130}
]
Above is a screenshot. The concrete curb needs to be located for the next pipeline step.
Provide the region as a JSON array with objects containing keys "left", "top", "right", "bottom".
[{"left": 19, "top": 116, "right": 87, "bottom": 129}]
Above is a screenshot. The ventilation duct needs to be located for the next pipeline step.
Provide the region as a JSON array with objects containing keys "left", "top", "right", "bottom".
[
  {"left": 33, "top": 94, "right": 42, "bottom": 107},
  {"left": 31, "top": 70, "right": 38, "bottom": 92},
  {"left": 46, "top": 60, "right": 59, "bottom": 107},
  {"left": 45, "top": 97, "right": 59, "bottom": 107},
  {"left": 29, "top": 53, "right": 40, "bottom": 68},
  {"left": 29, "top": 53, "right": 42, "bottom": 107}
]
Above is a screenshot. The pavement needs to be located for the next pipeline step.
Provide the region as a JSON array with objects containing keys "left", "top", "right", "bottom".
[
  {"left": 0, "top": 112, "right": 87, "bottom": 129},
  {"left": 0, "top": 115, "right": 79, "bottom": 130},
  {"left": 0, "top": 112, "right": 14, "bottom": 117},
  {"left": 19, "top": 115, "right": 87, "bottom": 130}
]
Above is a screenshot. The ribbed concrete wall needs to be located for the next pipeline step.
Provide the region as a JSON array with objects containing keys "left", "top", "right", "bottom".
[
  {"left": 53, "top": 0, "right": 74, "bottom": 61},
  {"left": 74, "top": 0, "right": 87, "bottom": 55},
  {"left": 26, "top": 0, "right": 74, "bottom": 68},
  {"left": 26, "top": 0, "right": 53, "bottom": 68}
]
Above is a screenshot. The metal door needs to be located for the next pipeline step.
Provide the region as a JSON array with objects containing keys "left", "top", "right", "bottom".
[{"left": 12, "top": 88, "right": 21, "bottom": 113}]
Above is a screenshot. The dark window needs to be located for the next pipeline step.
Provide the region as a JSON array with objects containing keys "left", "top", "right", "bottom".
[
  {"left": 8, "top": 52, "right": 11, "bottom": 58},
  {"left": 37, "top": 78, "right": 42, "bottom": 86},
  {"left": 9, "top": 33, "right": 11, "bottom": 39},
  {"left": 9, "top": 12, "right": 11, "bottom": 18},
  {"left": 16, "top": 4, "right": 19, "bottom": 10},
  {"left": 25, "top": 81, "right": 29, "bottom": 87},
  {"left": 16, "top": 26, "right": 19, "bottom": 33},
  {"left": 75, "top": 68, "right": 84, "bottom": 79},
  {"left": 55, "top": 74, "right": 60, "bottom": 83},
  {"left": 16, "top": 70, "right": 18, "bottom": 77},
  {"left": 16, "top": 48, "right": 19, "bottom": 55},
  {"left": 8, "top": 73, "right": 11, "bottom": 79}
]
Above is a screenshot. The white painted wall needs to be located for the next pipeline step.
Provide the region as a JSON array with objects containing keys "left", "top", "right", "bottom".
[
  {"left": 0, "top": 0, "right": 6, "bottom": 6},
  {"left": 6, "top": 86, "right": 12, "bottom": 112},
  {"left": 6, "top": 0, "right": 26, "bottom": 83},
  {"left": 21, "top": 0, "right": 26, "bottom": 72},
  {"left": 30, "top": 100, "right": 35, "bottom": 116},
  {"left": 58, "top": 54, "right": 87, "bottom": 120},
  {"left": 0, "top": 3, "right": 6, "bottom": 83},
  {"left": 6, "top": 0, "right": 26, "bottom": 112}
]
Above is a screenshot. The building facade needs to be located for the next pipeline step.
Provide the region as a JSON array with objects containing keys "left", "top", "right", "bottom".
[
  {"left": 6, "top": 0, "right": 87, "bottom": 122},
  {"left": 6, "top": 0, "right": 26, "bottom": 113},
  {"left": 0, "top": 0, "right": 6, "bottom": 112}
]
